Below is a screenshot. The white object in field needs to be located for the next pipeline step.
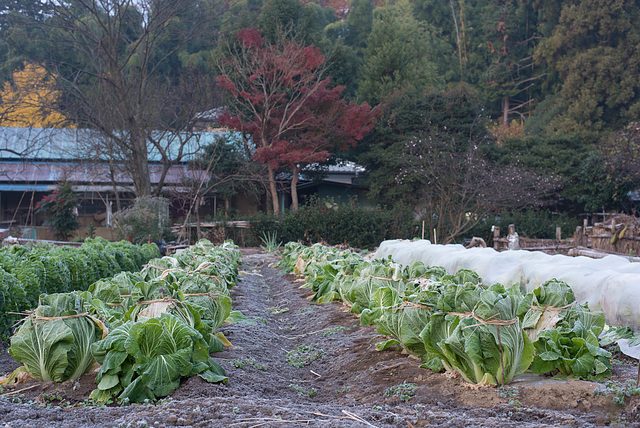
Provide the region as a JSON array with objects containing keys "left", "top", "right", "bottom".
[
  {"left": 374, "top": 239, "right": 640, "bottom": 330},
  {"left": 618, "top": 339, "right": 640, "bottom": 359},
  {"left": 507, "top": 231, "right": 520, "bottom": 250}
]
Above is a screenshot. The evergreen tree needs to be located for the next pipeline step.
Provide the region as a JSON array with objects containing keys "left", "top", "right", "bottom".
[
  {"left": 534, "top": 0, "right": 640, "bottom": 136},
  {"left": 358, "top": 84, "right": 484, "bottom": 208},
  {"left": 357, "top": 0, "right": 443, "bottom": 105},
  {"left": 479, "top": 1, "right": 544, "bottom": 126}
]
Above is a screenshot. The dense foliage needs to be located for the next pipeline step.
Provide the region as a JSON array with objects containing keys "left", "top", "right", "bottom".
[
  {"left": 465, "top": 209, "right": 581, "bottom": 242},
  {"left": 9, "top": 292, "right": 107, "bottom": 382},
  {"left": 0, "top": 238, "right": 160, "bottom": 340},
  {"left": 280, "top": 243, "right": 615, "bottom": 385},
  {"left": 89, "top": 240, "right": 240, "bottom": 403},
  {"left": 113, "top": 196, "right": 172, "bottom": 244},
  {"left": 2, "top": 0, "right": 640, "bottom": 225},
  {"left": 246, "top": 203, "right": 418, "bottom": 250},
  {"left": 7, "top": 240, "right": 240, "bottom": 403}
]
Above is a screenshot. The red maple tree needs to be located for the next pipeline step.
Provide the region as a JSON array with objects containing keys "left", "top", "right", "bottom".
[{"left": 216, "top": 28, "right": 377, "bottom": 213}]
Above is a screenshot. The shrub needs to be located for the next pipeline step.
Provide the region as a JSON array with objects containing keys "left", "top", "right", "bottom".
[
  {"left": 247, "top": 202, "right": 417, "bottom": 250},
  {"left": 35, "top": 182, "right": 80, "bottom": 240},
  {"left": 463, "top": 209, "right": 581, "bottom": 242},
  {"left": 113, "top": 196, "right": 172, "bottom": 244}
]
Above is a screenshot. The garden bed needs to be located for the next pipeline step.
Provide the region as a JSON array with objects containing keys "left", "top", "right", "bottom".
[{"left": 0, "top": 249, "right": 638, "bottom": 427}]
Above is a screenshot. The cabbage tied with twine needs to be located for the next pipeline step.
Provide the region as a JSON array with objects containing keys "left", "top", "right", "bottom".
[
  {"left": 280, "top": 242, "right": 615, "bottom": 386},
  {"left": 8, "top": 292, "right": 107, "bottom": 382},
  {"left": 3, "top": 239, "right": 242, "bottom": 403}
]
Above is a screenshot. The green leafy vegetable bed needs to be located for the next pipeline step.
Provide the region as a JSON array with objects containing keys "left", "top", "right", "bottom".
[
  {"left": 280, "top": 242, "right": 615, "bottom": 386},
  {"left": 0, "top": 238, "right": 160, "bottom": 340},
  {"left": 5, "top": 239, "right": 242, "bottom": 404}
]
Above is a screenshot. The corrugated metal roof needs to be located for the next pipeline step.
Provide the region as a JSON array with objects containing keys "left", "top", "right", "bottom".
[
  {"left": 0, "top": 161, "right": 202, "bottom": 186},
  {"left": 0, "top": 127, "right": 229, "bottom": 162}
]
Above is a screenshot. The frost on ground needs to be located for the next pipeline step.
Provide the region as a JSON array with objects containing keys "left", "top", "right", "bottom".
[{"left": 0, "top": 250, "right": 639, "bottom": 427}]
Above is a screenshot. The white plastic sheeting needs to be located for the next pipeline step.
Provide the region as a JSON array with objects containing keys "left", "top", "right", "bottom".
[{"left": 375, "top": 240, "right": 640, "bottom": 329}]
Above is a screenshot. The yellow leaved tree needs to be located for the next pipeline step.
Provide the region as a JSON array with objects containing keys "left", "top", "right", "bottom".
[{"left": 0, "top": 63, "right": 73, "bottom": 128}]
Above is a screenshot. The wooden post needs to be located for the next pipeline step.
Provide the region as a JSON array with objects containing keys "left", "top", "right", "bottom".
[
  {"left": 575, "top": 226, "right": 583, "bottom": 246},
  {"left": 556, "top": 226, "right": 562, "bottom": 241},
  {"left": 422, "top": 221, "right": 425, "bottom": 240},
  {"left": 493, "top": 226, "right": 501, "bottom": 250},
  {"left": 508, "top": 224, "right": 516, "bottom": 235}
]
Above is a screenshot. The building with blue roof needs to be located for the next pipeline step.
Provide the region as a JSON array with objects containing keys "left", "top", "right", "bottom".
[{"left": 0, "top": 126, "right": 235, "bottom": 232}]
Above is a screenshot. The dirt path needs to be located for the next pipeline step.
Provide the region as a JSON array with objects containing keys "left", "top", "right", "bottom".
[{"left": 1, "top": 251, "right": 639, "bottom": 427}]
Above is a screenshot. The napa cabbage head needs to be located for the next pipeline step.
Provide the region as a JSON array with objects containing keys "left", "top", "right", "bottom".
[{"left": 9, "top": 292, "right": 107, "bottom": 382}]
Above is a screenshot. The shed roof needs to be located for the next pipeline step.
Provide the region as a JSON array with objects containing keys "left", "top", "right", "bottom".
[{"left": 0, "top": 127, "right": 228, "bottom": 162}]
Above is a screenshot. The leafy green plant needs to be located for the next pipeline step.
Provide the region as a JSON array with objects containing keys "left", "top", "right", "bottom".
[
  {"left": 385, "top": 381, "right": 417, "bottom": 401},
  {"left": 4, "top": 239, "right": 240, "bottom": 405},
  {"left": 323, "top": 326, "right": 348, "bottom": 337},
  {"left": 269, "top": 306, "right": 289, "bottom": 314},
  {"left": 336, "top": 385, "right": 352, "bottom": 394},
  {"left": 232, "top": 357, "right": 265, "bottom": 371},
  {"left": 594, "top": 380, "right": 640, "bottom": 405},
  {"left": 85, "top": 221, "right": 97, "bottom": 239},
  {"left": 259, "top": 231, "right": 282, "bottom": 254},
  {"left": 286, "top": 344, "right": 324, "bottom": 367},
  {"left": 90, "top": 313, "right": 228, "bottom": 403},
  {"left": 279, "top": 243, "right": 616, "bottom": 387},
  {"left": 530, "top": 305, "right": 612, "bottom": 380},
  {"left": 9, "top": 292, "right": 107, "bottom": 382},
  {"left": 289, "top": 383, "right": 318, "bottom": 398},
  {"left": 497, "top": 387, "right": 528, "bottom": 411}
]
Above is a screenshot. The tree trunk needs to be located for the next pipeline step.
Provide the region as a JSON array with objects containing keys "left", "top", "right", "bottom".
[
  {"left": 502, "top": 96, "right": 510, "bottom": 126},
  {"left": 291, "top": 165, "right": 300, "bottom": 212},
  {"left": 131, "top": 131, "right": 152, "bottom": 197},
  {"left": 268, "top": 165, "right": 280, "bottom": 214}
]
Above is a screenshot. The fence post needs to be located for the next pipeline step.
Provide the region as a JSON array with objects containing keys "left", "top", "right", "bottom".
[
  {"left": 575, "top": 226, "right": 583, "bottom": 246},
  {"left": 493, "top": 226, "right": 501, "bottom": 250},
  {"left": 556, "top": 226, "right": 562, "bottom": 241}
]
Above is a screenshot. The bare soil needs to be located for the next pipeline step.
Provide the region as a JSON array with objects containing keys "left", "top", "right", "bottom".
[{"left": 1, "top": 250, "right": 640, "bottom": 427}]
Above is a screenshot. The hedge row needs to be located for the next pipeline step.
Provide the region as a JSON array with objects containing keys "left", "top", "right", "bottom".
[{"left": 232, "top": 205, "right": 419, "bottom": 250}]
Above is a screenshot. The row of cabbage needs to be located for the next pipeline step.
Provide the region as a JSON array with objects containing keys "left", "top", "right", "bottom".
[
  {"left": 6, "top": 239, "right": 241, "bottom": 404},
  {"left": 0, "top": 238, "right": 160, "bottom": 339},
  {"left": 280, "top": 242, "right": 615, "bottom": 386}
]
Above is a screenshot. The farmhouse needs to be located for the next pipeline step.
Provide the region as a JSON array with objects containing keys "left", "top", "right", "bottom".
[
  {"left": 0, "top": 127, "right": 231, "bottom": 237},
  {"left": 0, "top": 127, "right": 370, "bottom": 239}
]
